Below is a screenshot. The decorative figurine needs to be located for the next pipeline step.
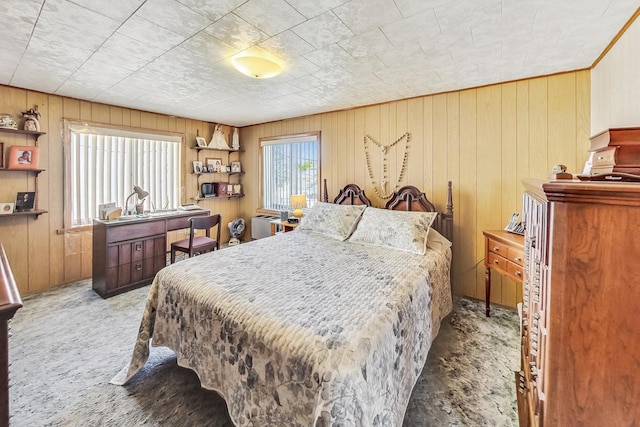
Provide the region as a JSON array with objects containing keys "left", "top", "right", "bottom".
[
  {"left": 0, "top": 113, "right": 17, "bottom": 129},
  {"left": 232, "top": 128, "right": 240, "bottom": 150},
  {"left": 21, "top": 107, "right": 41, "bottom": 132},
  {"left": 209, "top": 125, "right": 230, "bottom": 150},
  {"left": 228, "top": 218, "right": 245, "bottom": 246}
]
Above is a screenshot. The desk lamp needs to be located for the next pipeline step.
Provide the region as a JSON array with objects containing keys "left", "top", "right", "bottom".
[
  {"left": 125, "top": 185, "right": 149, "bottom": 215},
  {"left": 290, "top": 194, "right": 307, "bottom": 221}
]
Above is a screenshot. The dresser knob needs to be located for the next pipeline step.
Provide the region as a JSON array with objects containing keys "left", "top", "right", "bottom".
[
  {"left": 515, "top": 271, "right": 522, "bottom": 277},
  {"left": 493, "top": 246, "right": 500, "bottom": 251},
  {"left": 514, "top": 256, "right": 522, "bottom": 262},
  {"left": 493, "top": 259, "right": 499, "bottom": 264}
]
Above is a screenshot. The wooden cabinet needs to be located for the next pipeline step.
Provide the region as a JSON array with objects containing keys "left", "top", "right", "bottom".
[
  {"left": 92, "top": 209, "right": 210, "bottom": 298},
  {"left": 483, "top": 230, "right": 524, "bottom": 316},
  {"left": 269, "top": 219, "right": 299, "bottom": 235},
  {"left": 93, "top": 218, "right": 166, "bottom": 298},
  {"left": 192, "top": 145, "right": 244, "bottom": 201},
  {"left": 517, "top": 178, "right": 640, "bottom": 427}
]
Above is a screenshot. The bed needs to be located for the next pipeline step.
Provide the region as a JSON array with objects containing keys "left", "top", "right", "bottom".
[{"left": 112, "top": 182, "right": 454, "bottom": 426}]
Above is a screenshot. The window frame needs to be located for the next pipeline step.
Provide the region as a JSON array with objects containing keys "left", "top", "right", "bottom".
[
  {"left": 62, "top": 120, "right": 183, "bottom": 230},
  {"left": 258, "top": 131, "right": 321, "bottom": 215}
]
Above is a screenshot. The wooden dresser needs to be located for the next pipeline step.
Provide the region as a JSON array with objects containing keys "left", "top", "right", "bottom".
[
  {"left": 517, "top": 179, "right": 640, "bottom": 427},
  {"left": 483, "top": 230, "right": 524, "bottom": 316}
]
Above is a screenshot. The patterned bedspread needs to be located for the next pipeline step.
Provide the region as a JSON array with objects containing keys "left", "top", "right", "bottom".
[{"left": 111, "top": 230, "right": 452, "bottom": 426}]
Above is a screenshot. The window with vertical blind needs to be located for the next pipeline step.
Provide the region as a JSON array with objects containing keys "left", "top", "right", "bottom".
[
  {"left": 261, "top": 132, "right": 320, "bottom": 212},
  {"left": 65, "top": 122, "right": 181, "bottom": 227}
]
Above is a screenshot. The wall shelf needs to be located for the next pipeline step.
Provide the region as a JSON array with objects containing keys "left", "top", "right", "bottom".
[
  {"left": 191, "top": 171, "right": 244, "bottom": 177},
  {"left": 0, "top": 128, "right": 46, "bottom": 140},
  {"left": 0, "top": 168, "right": 45, "bottom": 176},
  {"left": 0, "top": 210, "right": 48, "bottom": 219},
  {"left": 194, "top": 146, "right": 243, "bottom": 153},
  {"left": 192, "top": 194, "right": 245, "bottom": 202}
]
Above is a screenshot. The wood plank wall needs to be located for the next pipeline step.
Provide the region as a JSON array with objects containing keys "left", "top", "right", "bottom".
[
  {"left": 240, "top": 70, "right": 591, "bottom": 308},
  {"left": 591, "top": 11, "right": 640, "bottom": 134},
  {"left": 0, "top": 85, "right": 239, "bottom": 295}
]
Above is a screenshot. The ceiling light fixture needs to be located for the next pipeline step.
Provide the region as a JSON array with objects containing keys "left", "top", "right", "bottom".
[{"left": 231, "top": 53, "right": 282, "bottom": 79}]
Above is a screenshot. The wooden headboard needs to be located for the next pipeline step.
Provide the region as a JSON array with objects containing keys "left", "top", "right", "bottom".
[{"left": 323, "top": 180, "right": 454, "bottom": 243}]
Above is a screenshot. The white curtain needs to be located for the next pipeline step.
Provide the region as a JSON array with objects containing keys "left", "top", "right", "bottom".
[{"left": 69, "top": 125, "right": 181, "bottom": 226}]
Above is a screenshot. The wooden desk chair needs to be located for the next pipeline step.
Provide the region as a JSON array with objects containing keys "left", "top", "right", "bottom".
[{"left": 170, "top": 214, "right": 221, "bottom": 263}]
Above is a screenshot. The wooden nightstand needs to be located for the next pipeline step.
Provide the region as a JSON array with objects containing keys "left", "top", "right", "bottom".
[
  {"left": 270, "top": 219, "right": 299, "bottom": 236},
  {"left": 483, "top": 230, "right": 524, "bottom": 317}
]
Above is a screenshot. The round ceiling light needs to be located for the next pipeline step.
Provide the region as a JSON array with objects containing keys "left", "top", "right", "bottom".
[{"left": 231, "top": 54, "right": 282, "bottom": 79}]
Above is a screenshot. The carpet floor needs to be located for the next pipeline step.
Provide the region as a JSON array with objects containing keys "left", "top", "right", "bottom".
[{"left": 9, "top": 280, "right": 519, "bottom": 426}]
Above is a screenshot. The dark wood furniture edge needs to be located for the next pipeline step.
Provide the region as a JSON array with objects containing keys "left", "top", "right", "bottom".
[
  {"left": 333, "top": 183, "right": 372, "bottom": 206},
  {"left": 323, "top": 179, "right": 454, "bottom": 243},
  {"left": 385, "top": 182, "right": 454, "bottom": 242},
  {"left": 0, "top": 243, "right": 23, "bottom": 426}
]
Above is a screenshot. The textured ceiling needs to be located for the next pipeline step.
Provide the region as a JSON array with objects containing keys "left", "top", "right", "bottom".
[{"left": 1, "top": 0, "right": 638, "bottom": 127}]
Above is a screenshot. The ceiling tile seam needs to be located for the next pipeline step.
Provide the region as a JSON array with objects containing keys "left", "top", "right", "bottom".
[
  {"left": 52, "top": 0, "right": 152, "bottom": 95},
  {"left": 8, "top": 0, "right": 46, "bottom": 86}
]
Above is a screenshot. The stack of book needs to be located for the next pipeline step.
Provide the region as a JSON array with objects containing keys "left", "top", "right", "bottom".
[{"left": 582, "top": 127, "right": 640, "bottom": 176}]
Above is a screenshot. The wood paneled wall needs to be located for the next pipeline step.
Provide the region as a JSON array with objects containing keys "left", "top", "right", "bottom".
[
  {"left": 0, "top": 85, "right": 239, "bottom": 295},
  {"left": 240, "top": 71, "right": 591, "bottom": 307},
  {"left": 592, "top": 11, "right": 640, "bottom": 134}
]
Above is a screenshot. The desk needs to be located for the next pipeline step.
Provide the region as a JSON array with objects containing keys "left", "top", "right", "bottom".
[
  {"left": 92, "top": 209, "right": 209, "bottom": 298},
  {"left": 270, "top": 219, "right": 299, "bottom": 235},
  {"left": 483, "top": 230, "right": 524, "bottom": 317}
]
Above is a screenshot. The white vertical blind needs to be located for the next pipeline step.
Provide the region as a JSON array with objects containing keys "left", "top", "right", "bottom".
[
  {"left": 261, "top": 134, "right": 319, "bottom": 211},
  {"left": 69, "top": 125, "right": 181, "bottom": 226}
]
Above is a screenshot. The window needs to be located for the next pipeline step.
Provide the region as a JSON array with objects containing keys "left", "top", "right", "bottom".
[
  {"left": 65, "top": 122, "right": 181, "bottom": 227},
  {"left": 261, "top": 132, "right": 320, "bottom": 212}
]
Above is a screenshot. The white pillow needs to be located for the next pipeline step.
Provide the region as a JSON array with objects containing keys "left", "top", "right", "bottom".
[
  {"left": 296, "top": 202, "right": 366, "bottom": 241},
  {"left": 348, "top": 207, "right": 438, "bottom": 254},
  {"left": 426, "top": 228, "right": 451, "bottom": 255}
]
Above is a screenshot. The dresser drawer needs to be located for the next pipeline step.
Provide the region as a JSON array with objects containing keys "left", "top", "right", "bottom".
[
  {"left": 507, "top": 261, "right": 524, "bottom": 282},
  {"left": 488, "top": 252, "right": 507, "bottom": 271},
  {"left": 488, "top": 239, "right": 507, "bottom": 256},
  {"left": 508, "top": 247, "right": 524, "bottom": 266}
]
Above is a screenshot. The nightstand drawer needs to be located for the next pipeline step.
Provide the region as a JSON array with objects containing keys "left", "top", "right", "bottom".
[
  {"left": 488, "top": 239, "right": 507, "bottom": 256},
  {"left": 507, "top": 261, "right": 523, "bottom": 282},
  {"left": 508, "top": 247, "right": 524, "bottom": 266},
  {"left": 488, "top": 252, "right": 507, "bottom": 271}
]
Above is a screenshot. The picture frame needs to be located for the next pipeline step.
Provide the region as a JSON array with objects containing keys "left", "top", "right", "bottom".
[
  {"left": 231, "top": 161, "right": 241, "bottom": 173},
  {"left": 15, "top": 192, "right": 35, "bottom": 212},
  {"left": 205, "top": 157, "right": 222, "bottom": 172},
  {"left": 195, "top": 136, "right": 207, "bottom": 148},
  {"left": 193, "top": 160, "right": 203, "bottom": 174},
  {"left": 0, "top": 203, "right": 14, "bottom": 215},
  {"left": 0, "top": 142, "right": 3, "bottom": 168},
  {"left": 7, "top": 145, "right": 39, "bottom": 170},
  {"left": 233, "top": 184, "right": 242, "bottom": 194}
]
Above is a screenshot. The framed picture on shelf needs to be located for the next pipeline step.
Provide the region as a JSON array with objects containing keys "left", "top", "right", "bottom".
[
  {"left": 195, "top": 136, "right": 207, "bottom": 148},
  {"left": 0, "top": 142, "right": 3, "bottom": 168},
  {"left": 205, "top": 157, "right": 222, "bottom": 172},
  {"left": 233, "top": 184, "right": 242, "bottom": 194},
  {"left": 193, "top": 160, "right": 203, "bottom": 174},
  {"left": 7, "top": 145, "right": 39, "bottom": 170},
  {"left": 15, "top": 191, "right": 35, "bottom": 212},
  {"left": 231, "top": 161, "right": 241, "bottom": 173}
]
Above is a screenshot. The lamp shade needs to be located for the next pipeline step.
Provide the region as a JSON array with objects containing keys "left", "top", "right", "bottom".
[
  {"left": 133, "top": 185, "right": 149, "bottom": 200},
  {"left": 231, "top": 55, "right": 282, "bottom": 79},
  {"left": 125, "top": 185, "right": 149, "bottom": 215},
  {"left": 290, "top": 194, "right": 307, "bottom": 219}
]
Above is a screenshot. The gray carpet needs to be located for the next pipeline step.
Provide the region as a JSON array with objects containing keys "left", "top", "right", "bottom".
[{"left": 9, "top": 280, "right": 519, "bottom": 426}]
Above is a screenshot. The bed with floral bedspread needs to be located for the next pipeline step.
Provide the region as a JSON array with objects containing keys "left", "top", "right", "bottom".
[{"left": 112, "top": 187, "right": 453, "bottom": 427}]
